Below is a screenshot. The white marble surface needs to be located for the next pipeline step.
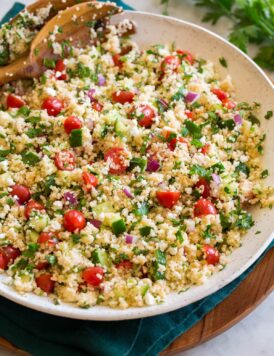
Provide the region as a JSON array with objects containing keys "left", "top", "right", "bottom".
[{"left": 0, "top": 1, "right": 273, "bottom": 355}]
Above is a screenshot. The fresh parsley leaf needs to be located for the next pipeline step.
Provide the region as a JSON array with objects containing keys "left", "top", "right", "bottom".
[
  {"left": 21, "top": 151, "right": 40, "bottom": 166},
  {"left": 264, "top": 110, "right": 273, "bottom": 120},
  {"left": 219, "top": 56, "right": 227, "bottom": 67}
]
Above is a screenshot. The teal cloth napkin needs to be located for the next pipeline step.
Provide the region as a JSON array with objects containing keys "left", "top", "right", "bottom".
[{"left": 0, "top": 3, "right": 273, "bottom": 356}]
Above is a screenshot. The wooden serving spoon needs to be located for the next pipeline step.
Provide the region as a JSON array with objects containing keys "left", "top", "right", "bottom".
[{"left": 0, "top": 1, "right": 122, "bottom": 85}]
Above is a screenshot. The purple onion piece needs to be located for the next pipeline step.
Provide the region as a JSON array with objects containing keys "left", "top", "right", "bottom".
[
  {"left": 97, "top": 74, "right": 106, "bottom": 87},
  {"left": 87, "top": 89, "right": 96, "bottom": 102},
  {"left": 64, "top": 192, "right": 77, "bottom": 205},
  {"left": 185, "top": 91, "right": 200, "bottom": 103},
  {"left": 125, "top": 234, "right": 134, "bottom": 244},
  {"left": 158, "top": 98, "right": 168, "bottom": 111},
  {"left": 233, "top": 113, "right": 242, "bottom": 125},
  {"left": 123, "top": 187, "right": 133, "bottom": 198},
  {"left": 211, "top": 173, "right": 221, "bottom": 185},
  {"left": 147, "top": 159, "right": 160, "bottom": 172},
  {"left": 90, "top": 219, "right": 102, "bottom": 229}
]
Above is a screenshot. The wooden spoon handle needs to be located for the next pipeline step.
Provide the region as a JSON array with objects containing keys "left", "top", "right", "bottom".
[{"left": 0, "top": 57, "right": 32, "bottom": 85}]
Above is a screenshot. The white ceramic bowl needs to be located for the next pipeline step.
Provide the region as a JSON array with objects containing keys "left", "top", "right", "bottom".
[{"left": 0, "top": 11, "right": 273, "bottom": 320}]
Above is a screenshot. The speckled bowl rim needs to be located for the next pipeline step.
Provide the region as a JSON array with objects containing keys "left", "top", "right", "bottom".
[{"left": 0, "top": 11, "right": 273, "bottom": 321}]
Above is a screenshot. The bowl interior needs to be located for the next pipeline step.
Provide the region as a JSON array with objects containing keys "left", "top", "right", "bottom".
[{"left": 0, "top": 11, "right": 273, "bottom": 320}]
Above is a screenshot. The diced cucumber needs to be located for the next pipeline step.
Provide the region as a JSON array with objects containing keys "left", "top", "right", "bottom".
[
  {"left": 69, "top": 129, "right": 83, "bottom": 147},
  {"left": 93, "top": 202, "right": 114, "bottom": 218},
  {"left": 112, "top": 219, "right": 126, "bottom": 235},
  {"left": 115, "top": 118, "right": 127, "bottom": 137},
  {"left": 26, "top": 230, "right": 39, "bottom": 243},
  {"left": 104, "top": 212, "right": 121, "bottom": 226},
  {"left": 92, "top": 248, "right": 112, "bottom": 268},
  {"left": 28, "top": 214, "right": 49, "bottom": 232}
]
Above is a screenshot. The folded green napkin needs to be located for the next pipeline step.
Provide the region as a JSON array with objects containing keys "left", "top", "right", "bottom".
[{"left": 0, "top": 3, "right": 273, "bottom": 356}]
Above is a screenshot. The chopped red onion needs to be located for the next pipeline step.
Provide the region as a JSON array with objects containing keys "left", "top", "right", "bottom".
[
  {"left": 90, "top": 219, "right": 102, "bottom": 229},
  {"left": 97, "top": 74, "right": 106, "bottom": 86},
  {"left": 211, "top": 173, "right": 221, "bottom": 185},
  {"left": 233, "top": 113, "right": 242, "bottom": 125},
  {"left": 64, "top": 192, "right": 77, "bottom": 205},
  {"left": 147, "top": 159, "right": 160, "bottom": 172},
  {"left": 125, "top": 234, "right": 134, "bottom": 244},
  {"left": 158, "top": 98, "right": 168, "bottom": 110},
  {"left": 87, "top": 89, "right": 96, "bottom": 102},
  {"left": 185, "top": 91, "right": 200, "bottom": 103},
  {"left": 123, "top": 187, "right": 133, "bottom": 198}
]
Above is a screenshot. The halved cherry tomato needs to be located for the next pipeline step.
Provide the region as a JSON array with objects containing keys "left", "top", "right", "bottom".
[
  {"left": 185, "top": 110, "right": 194, "bottom": 120},
  {"left": 63, "top": 210, "right": 86, "bottom": 232},
  {"left": 116, "top": 260, "right": 133, "bottom": 269},
  {"left": 161, "top": 55, "right": 180, "bottom": 72},
  {"left": 112, "top": 91, "right": 135, "bottom": 104},
  {"left": 203, "top": 244, "right": 220, "bottom": 265},
  {"left": 7, "top": 94, "right": 26, "bottom": 109},
  {"left": 112, "top": 54, "right": 123, "bottom": 68},
  {"left": 42, "top": 97, "right": 64, "bottom": 116},
  {"left": 104, "top": 147, "right": 127, "bottom": 175},
  {"left": 201, "top": 143, "right": 210, "bottom": 155},
  {"left": 36, "top": 261, "right": 50, "bottom": 270},
  {"left": 128, "top": 104, "right": 155, "bottom": 128},
  {"left": 0, "top": 253, "right": 7, "bottom": 270},
  {"left": 38, "top": 232, "right": 58, "bottom": 246},
  {"left": 194, "top": 198, "right": 217, "bottom": 217},
  {"left": 222, "top": 99, "right": 236, "bottom": 110},
  {"left": 25, "top": 200, "right": 45, "bottom": 219},
  {"left": 55, "top": 59, "right": 65, "bottom": 72},
  {"left": 211, "top": 88, "right": 228, "bottom": 101},
  {"left": 195, "top": 178, "right": 211, "bottom": 199},
  {"left": 92, "top": 101, "right": 103, "bottom": 112},
  {"left": 54, "top": 150, "right": 76, "bottom": 171},
  {"left": 55, "top": 59, "right": 67, "bottom": 80},
  {"left": 165, "top": 131, "right": 187, "bottom": 151},
  {"left": 64, "top": 116, "right": 82, "bottom": 134},
  {"left": 176, "top": 49, "right": 194, "bottom": 64},
  {"left": 82, "top": 266, "right": 104, "bottom": 286},
  {"left": 156, "top": 191, "right": 180, "bottom": 209},
  {"left": 0, "top": 245, "right": 21, "bottom": 270},
  {"left": 82, "top": 172, "right": 98, "bottom": 191},
  {"left": 36, "top": 274, "right": 55, "bottom": 294},
  {"left": 10, "top": 184, "right": 31, "bottom": 205}
]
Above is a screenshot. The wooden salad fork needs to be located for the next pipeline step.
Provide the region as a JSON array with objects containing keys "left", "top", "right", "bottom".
[{"left": 0, "top": 1, "right": 123, "bottom": 85}]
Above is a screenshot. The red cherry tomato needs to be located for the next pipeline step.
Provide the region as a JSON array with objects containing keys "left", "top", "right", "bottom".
[
  {"left": 116, "top": 260, "right": 133, "bottom": 269},
  {"left": 161, "top": 55, "right": 180, "bottom": 72},
  {"left": 36, "top": 274, "right": 55, "bottom": 294},
  {"left": 156, "top": 191, "right": 180, "bottom": 209},
  {"left": 165, "top": 131, "right": 187, "bottom": 151},
  {"left": 92, "top": 101, "right": 103, "bottom": 112},
  {"left": 7, "top": 94, "right": 26, "bottom": 109},
  {"left": 36, "top": 261, "right": 50, "bottom": 270},
  {"left": 0, "top": 253, "right": 7, "bottom": 270},
  {"left": 82, "top": 266, "right": 104, "bottom": 286},
  {"left": 203, "top": 244, "right": 220, "bottom": 265},
  {"left": 38, "top": 232, "right": 58, "bottom": 246},
  {"left": 64, "top": 116, "right": 82, "bottom": 134},
  {"left": 0, "top": 245, "right": 21, "bottom": 269},
  {"left": 82, "top": 172, "right": 98, "bottom": 191},
  {"left": 201, "top": 143, "right": 210, "bottom": 155},
  {"left": 185, "top": 110, "right": 194, "bottom": 120},
  {"left": 104, "top": 147, "right": 127, "bottom": 175},
  {"left": 112, "top": 90, "right": 135, "bottom": 104},
  {"left": 10, "top": 184, "right": 31, "bottom": 205},
  {"left": 195, "top": 178, "right": 211, "bottom": 199},
  {"left": 112, "top": 54, "right": 123, "bottom": 68},
  {"left": 222, "top": 99, "right": 236, "bottom": 110},
  {"left": 129, "top": 104, "right": 155, "bottom": 128},
  {"left": 25, "top": 200, "right": 45, "bottom": 219},
  {"left": 42, "top": 97, "right": 64, "bottom": 116},
  {"left": 55, "top": 59, "right": 65, "bottom": 72},
  {"left": 211, "top": 88, "right": 228, "bottom": 101},
  {"left": 194, "top": 198, "right": 217, "bottom": 217},
  {"left": 176, "top": 49, "right": 194, "bottom": 64},
  {"left": 54, "top": 150, "right": 76, "bottom": 171},
  {"left": 63, "top": 210, "right": 86, "bottom": 232}
]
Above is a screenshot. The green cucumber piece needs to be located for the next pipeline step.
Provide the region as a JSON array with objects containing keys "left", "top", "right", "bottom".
[
  {"left": 92, "top": 249, "right": 111, "bottom": 267},
  {"left": 112, "top": 219, "right": 126, "bottom": 235},
  {"left": 69, "top": 129, "right": 83, "bottom": 147}
]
